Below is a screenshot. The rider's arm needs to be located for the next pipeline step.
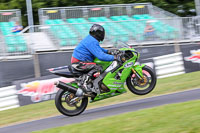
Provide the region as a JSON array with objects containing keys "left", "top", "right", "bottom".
[
  {"left": 100, "top": 47, "right": 108, "bottom": 53},
  {"left": 87, "top": 41, "right": 114, "bottom": 61}
]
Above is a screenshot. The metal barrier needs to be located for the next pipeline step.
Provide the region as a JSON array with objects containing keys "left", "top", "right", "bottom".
[
  {"left": 0, "top": 85, "right": 19, "bottom": 111},
  {"left": 153, "top": 52, "right": 185, "bottom": 78},
  {"left": 0, "top": 9, "right": 21, "bottom": 23},
  {"left": 151, "top": 6, "right": 179, "bottom": 18},
  {"left": 40, "top": 18, "right": 182, "bottom": 47},
  {"left": 8, "top": 17, "right": 199, "bottom": 52},
  {"left": 0, "top": 24, "right": 58, "bottom": 56},
  {"left": 1, "top": 17, "right": 200, "bottom": 54},
  {"left": 0, "top": 9, "right": 29, "bottom": 56},
  {"left": 182, "top": 16, "right": 200, "bottom": 38},
  {"left": 39, "top": 3, "right": 166, "bottom": 24},
  {"left": 0, "top": 34, "right": 32, "bottom": 56}
]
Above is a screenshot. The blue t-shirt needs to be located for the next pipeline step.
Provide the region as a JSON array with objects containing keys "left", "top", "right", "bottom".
[
  {"left": 72, "top": 35, "right": 114, "bottom": 62},
  {"left": 12, "top": 25, "right": 23, "bottom": 33}
]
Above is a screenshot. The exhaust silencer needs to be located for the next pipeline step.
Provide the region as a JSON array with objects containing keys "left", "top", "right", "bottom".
[{"left": 55, "top": 81, "right": 83, "bottom": 97}]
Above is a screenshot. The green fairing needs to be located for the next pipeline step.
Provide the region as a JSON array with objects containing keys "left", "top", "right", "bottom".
[
  {"left": 91, "top": 47, "right": 145, "bottom": 102},
  {"left": 133, "top": 64, "right": 145, "bottom": 77},
  {"left": 93, "top": 58, "right": 112, "bottom": 71},
  {"left": 68, "top": 82, "right": 79, "bottom": 88}
]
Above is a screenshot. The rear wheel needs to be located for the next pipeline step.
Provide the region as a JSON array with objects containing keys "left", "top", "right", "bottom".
[
  {"left": 126, "top": 65, "right": 157, "bottom": 95},
  {"left": 55, "top": 89, "right": 88, "bottom": 116}
]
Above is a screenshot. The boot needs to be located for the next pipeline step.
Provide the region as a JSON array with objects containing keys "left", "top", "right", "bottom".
[{"left": 82, "top": 75, "right": 91, "bottom": 92}]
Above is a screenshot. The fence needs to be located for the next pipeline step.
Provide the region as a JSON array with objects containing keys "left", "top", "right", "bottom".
[
  {"left": 25, "top": 18, "right": 190, "bottom": 48},
  {"left": 0, "top": 34, "right": 32, "bottom": 57},
  {"left": 181, "top": 16, "right": 200, "bottom": 39},
  {"left": 0, "top": 85, "right": 19, "bottom": 111},
  {"left": 1, "top": 17, "right": 200, "bottom": 56},
  {"left": 151, "top": 5, "right": 179, "bottom": 18},
  {"left": 1, "top": 4, "right": 200, "bottom": 55},
  {"left": 0, "top": 9, "right": 29, "bottom": 56},
  {"left": 0, "top": 9, "right": 21, "bottom": 24},
  {"left": 39, "top": 3, "right": 176, "bottom": 24}
]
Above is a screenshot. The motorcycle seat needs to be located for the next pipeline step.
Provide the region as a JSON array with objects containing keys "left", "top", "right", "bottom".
[{"left": 48, "top": 65, "right": 84, "bottom": 78}]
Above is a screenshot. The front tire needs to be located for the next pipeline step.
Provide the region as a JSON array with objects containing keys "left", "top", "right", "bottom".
[
  {"left": 55, "top": 89, "right": 88, "bottom": 116},
  {"left": 126, "top": 65, "right": 157, "bottom": 95}
]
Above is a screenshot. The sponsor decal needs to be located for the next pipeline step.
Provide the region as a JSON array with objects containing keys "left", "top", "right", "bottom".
[
  {"left": 113, "top": 82, "right": 124, "bottom": 84},
  {"left": 1, "top": 12, "right": 13, "bottom": 15},
  {"left": 134, "top": 5, "right": 145, "bottom": 9},
  {"left": 91, "top": 8, "right": 102, "bottom": 11},
  {"left": 17, "top": 77, "right": 74, "bottom": 102},
  {"left": 111, "top": 93, "right": 115, "bottom": 96},
  {"left": 184, "top": 49, "right": 200, "bottom": 63},
  {"left": 107, "top": 84, "right": 121, "bottom": 87},
  {"left": 46, "top": 10, "right": 58, "bottom": 13},
  {"left": 124, "top": 62, "right": 133, "bottom": 68}
]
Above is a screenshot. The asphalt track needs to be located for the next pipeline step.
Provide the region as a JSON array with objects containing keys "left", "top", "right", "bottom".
[{"left": 1, "top": 88, "right": 200, "bottom": 133}]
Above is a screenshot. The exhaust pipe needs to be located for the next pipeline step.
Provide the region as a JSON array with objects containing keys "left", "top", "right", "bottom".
[{"left": 55, "top": 81, "right": 84, "bottom": 97}]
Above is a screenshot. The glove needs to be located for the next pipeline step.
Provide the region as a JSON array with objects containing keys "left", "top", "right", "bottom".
[
  {"left": 114, "top": 54, "right": 126, "bottom": 63},
  {"left": 114, "top": 54, "right": 122, "bottom": 62},
  {"left": 107, "top": 50, "right": 112, "bottom": 55}
]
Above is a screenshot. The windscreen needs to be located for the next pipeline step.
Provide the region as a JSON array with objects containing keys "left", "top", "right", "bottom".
[{"left": 113, "top": 41, "right": 132, "bottom": 49}]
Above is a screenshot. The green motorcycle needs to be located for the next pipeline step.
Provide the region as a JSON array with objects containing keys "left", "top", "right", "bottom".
[{"left": 49, "top": 42, "right": 157, "bottom": 116}]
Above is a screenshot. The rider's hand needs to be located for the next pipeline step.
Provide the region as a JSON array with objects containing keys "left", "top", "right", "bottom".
[
  {"left": 114, "top": 54, "right": 126, "bottom": 63},
  {"left": 108, "top": 50, "right": 112, "bottom": 55},
  {"left": 114, "top": 54, "right": 122, "bottom": 62}
]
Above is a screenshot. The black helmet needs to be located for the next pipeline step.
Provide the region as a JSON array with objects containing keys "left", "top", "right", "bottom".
[{"left": 89, "top": 24, "right": 105, "bottom": 42}]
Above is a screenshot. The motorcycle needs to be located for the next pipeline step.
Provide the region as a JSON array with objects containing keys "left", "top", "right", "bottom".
[{"left": 49, "top": 41, "right": 157, "bottom": 116}]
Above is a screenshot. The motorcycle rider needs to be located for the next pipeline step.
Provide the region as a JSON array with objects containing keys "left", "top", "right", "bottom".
[{"left": 71, "top": 24, "right": 114, "bottom": 91}]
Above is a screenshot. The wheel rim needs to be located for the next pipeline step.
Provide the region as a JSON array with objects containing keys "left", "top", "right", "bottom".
[
  {"left": 60, "top": 91, "right": 84, "bottom": 112},
  {"left": 131, "top": 70, "right": 153, "bottom": 91}
]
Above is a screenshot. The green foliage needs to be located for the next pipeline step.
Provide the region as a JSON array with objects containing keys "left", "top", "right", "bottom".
[{"left": 0, "top": 0, "right": 195, "bottom": 26}]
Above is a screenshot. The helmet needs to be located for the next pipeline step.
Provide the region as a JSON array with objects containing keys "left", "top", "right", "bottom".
[{"left": 89, "top": 24, "right": 105, "bottom": 42}]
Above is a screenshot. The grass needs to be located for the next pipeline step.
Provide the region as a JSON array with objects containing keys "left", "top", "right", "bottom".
[
  {"left": 33, "top": 99, "right": 200, "bottom": 133},
  {"left": 0, "top": 71, "right": 200, "bottom": 127}
]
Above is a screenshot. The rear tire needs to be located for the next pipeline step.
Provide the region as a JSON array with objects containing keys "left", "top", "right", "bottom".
[
  {"left": 126, "top": 65, "right": 156, "bottom": 95},
  {"left": 55, "top": 89, "right": 88, "bottom": 116}
]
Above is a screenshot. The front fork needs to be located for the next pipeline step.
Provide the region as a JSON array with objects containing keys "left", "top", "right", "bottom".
[{"left": 131, "top": 64, "right": 146, "bottom": 80}]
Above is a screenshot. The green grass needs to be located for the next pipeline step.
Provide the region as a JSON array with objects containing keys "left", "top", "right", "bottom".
[
  {"left": 33, "top": 100, "right": 200, "bottom": 133},
  {"left": 0, "top": 71, "right": 200, "bottom": 127}
]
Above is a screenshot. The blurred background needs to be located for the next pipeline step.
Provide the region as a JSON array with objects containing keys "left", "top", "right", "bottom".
[
  {"left": 0, "top": 0, "right": 197, "bottom": 26},
  {"left": 0, "top": 1, "right": 200, "bottom": 131}
]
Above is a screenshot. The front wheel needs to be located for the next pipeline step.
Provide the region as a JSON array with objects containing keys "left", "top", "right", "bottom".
[
  {"left": 55, "top": 89, "right": 88, "bottom": 116},
  {"left": 126, "top": 65, "right": 157, "bottom": 95}
]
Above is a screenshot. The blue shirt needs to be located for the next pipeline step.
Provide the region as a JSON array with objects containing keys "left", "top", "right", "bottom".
[
  {"left": 12, "top": 25, "right": 23, "bottom": 33},
  {"left": 72, "top": 35, "right": 114, "bottom": 62}
]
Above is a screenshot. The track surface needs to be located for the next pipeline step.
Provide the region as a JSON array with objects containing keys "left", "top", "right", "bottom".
[{"left": 1, "top": 88, "right": 200, "bottom": 133}]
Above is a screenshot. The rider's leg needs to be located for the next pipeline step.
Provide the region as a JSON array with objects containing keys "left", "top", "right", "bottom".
[
  {"left": 83, "top": 65, "right": 102, "bottom": 91},
  {"left": 72, "top": 61, "right": 102, "bottom": 91}
]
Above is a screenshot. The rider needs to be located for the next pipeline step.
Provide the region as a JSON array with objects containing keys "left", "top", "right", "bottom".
[{"left": 71, "top": 24, "right": 115, "bottom": 91}]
